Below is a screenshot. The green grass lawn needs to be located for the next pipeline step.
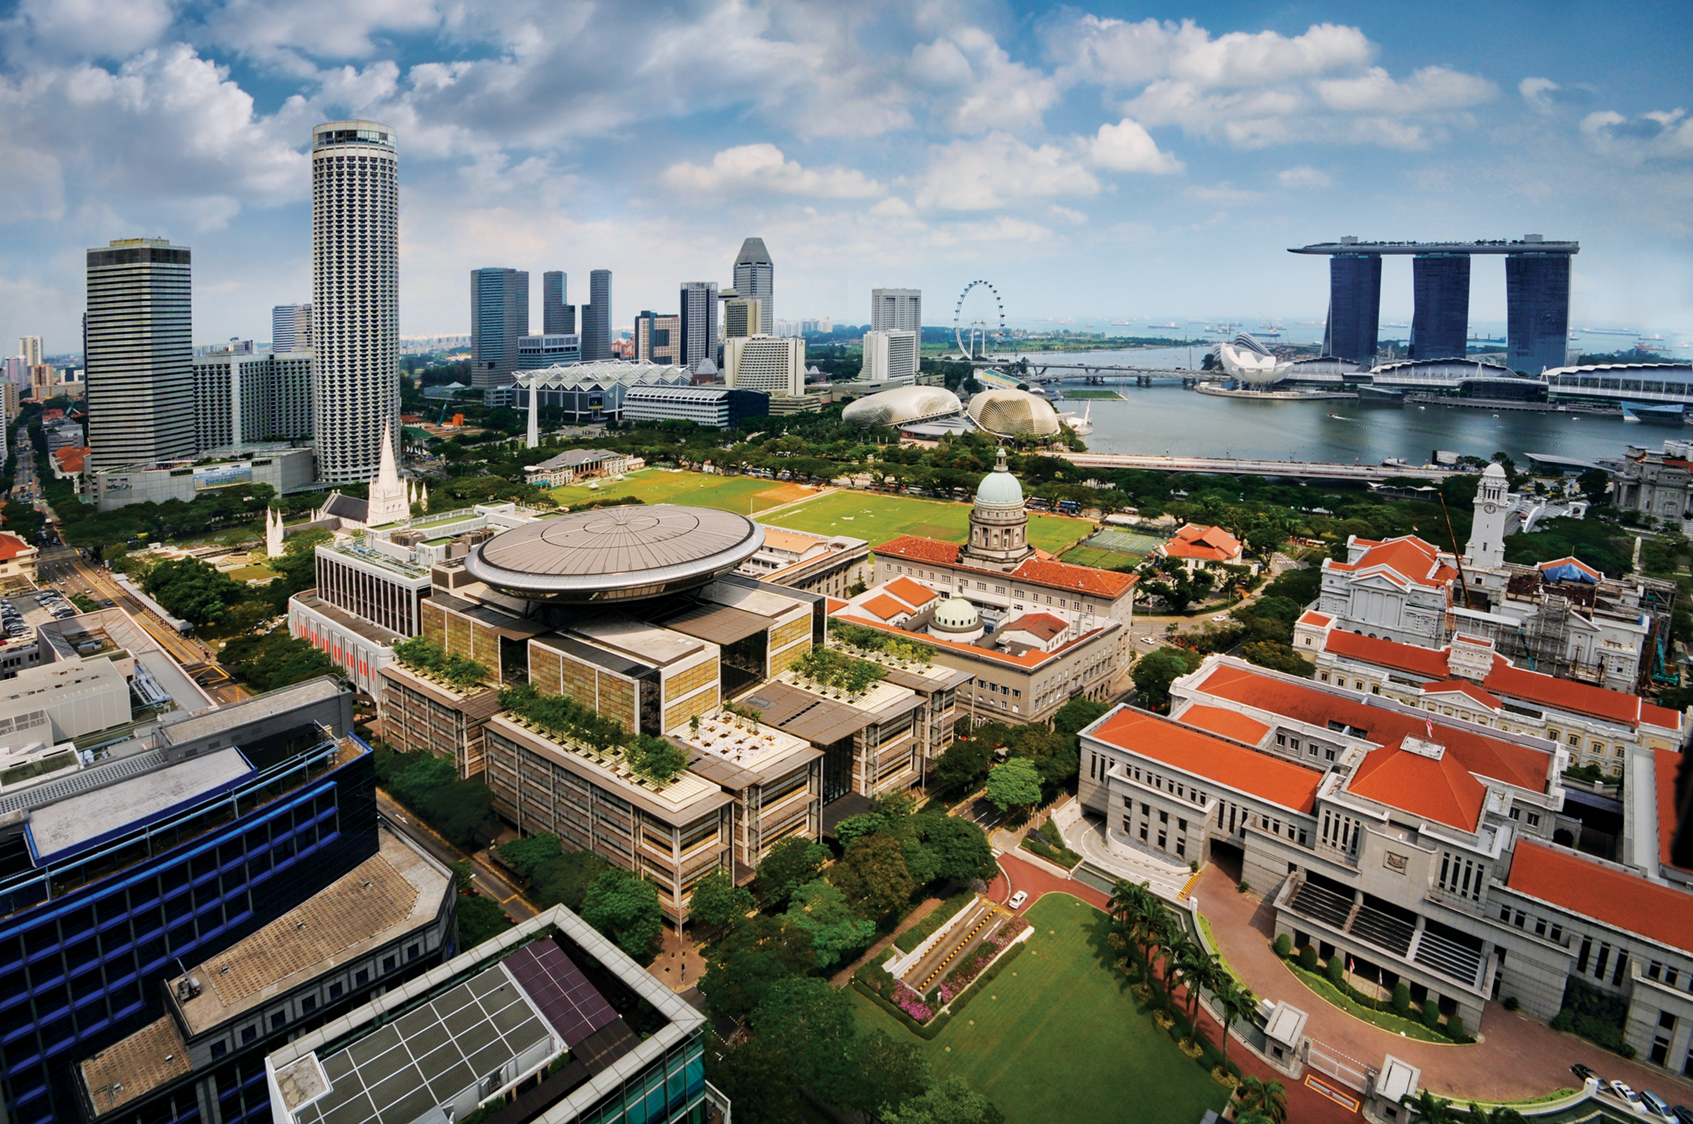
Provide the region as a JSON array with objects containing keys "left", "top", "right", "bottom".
[
  {"left": 1058, "top": 389, "right": 1124, "bottom": 400},
  {"left": 768, "top": 491, "right": 1091, "bottom": 553},
  {"left": 550, "top": 470, "right": 797, "bottom": 514},
  {"left": 1058, "top": 545, "right": 1143, "bottom": 571},
  {"left": 851, "top": 895, "right": 1229, "bottom": 1124}
]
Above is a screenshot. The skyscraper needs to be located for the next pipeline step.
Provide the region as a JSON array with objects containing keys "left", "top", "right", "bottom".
[
  {"left": 1323, "top": 252, "right": 1381, "bottom": 364},
  {"left": 634, "top": 311, "right": 682, "bottom": 365},
  {"left": 724, "top": 335, "right": 804, "bottom": 396},
  {"left": 19, "top": 336, "right": 43, "bottom": 367},
  {"left": 311, "top": 119, "right": 399, "bottom": 485},
  {"left": 1507, "top": 249, "right": 1572, "bottom": 374},
  {"left": 679, "top": 282, "right": 718, "bottom": 372},
  {"left": 542, "top": 270, "right": 575, "bottom": 335},
  {"left": 723, "top": 295, "right": 761, "bottom": 340},
  {"left": 871, "top": 288, "right": 921, "bottom": 335},
  {"left": 1409, "top": 254, "right": 1470, "bottom": 360},
  {"left": 581, "top": 269, "right": 612, "bottom": 361},
  {"left": 271, "top": 303, "right": 311, "bottom": 352},
  {"left": 85, "top": 238, "right": 196, "bottom": 469},
  {"left": 470, "top": 267, "right": 530, "bottom": 388},
  {"left": 861, "top": 329, "right": 918, "bottom": 383},
  {"left": 733, "top": 238, "right": 773, "bottom": 335}
]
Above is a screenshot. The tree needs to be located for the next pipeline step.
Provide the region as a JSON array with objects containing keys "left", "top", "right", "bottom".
[
  {"left": 1213, "top": 976, "right": 1258, "bottom": 1080},
  {"left": 1108, "top": 880, "right": 1159, "bottom": 951},
  {"left": 579, "top": 869, "right": 664, "bottom": 963},
  {"left": 1401, "top": 1091, "right": 1457, "bottom": 1123},
  {"left": 1052, "top": 697, "right": 1109, "bottom": 737},
  {"left": 265, "top": 528, "right": 334, "bottom": 608},
  {"left": 1131, "top": 647, "right": 1200, "bottom": 713},
  {"left": 1172, "top": 936, "right": 1218, "bottom": 1031},
  {"left": 1577, "top": 468, "right": 1610, "bottom": 503},
  {"left": 1462, "top": 1104, "right": 1526, "bottom": 1124},
  {"left": 756, "top": 836, "right": 830, "bottom": 906},
  {"left": 425, "top": 778, "right": 500, "bottom": 853},
  {"left": 688, "top": 868, "right": 755, "bottom": 931},
  {"left": 495, "top": 834, "right": 563, "bottom": 879},
  {"left": 699, "top": 914, "right": 814, "bottom": 1019},
  {"left": 749, "top": 978, "right": 862, "bottom": 1106},
  {"left": 882, "top": 1077, "right": 1006, "bottom": 1124},
  {"left": 456, "top": 893, "right": 513, "bottom": 948},
  {"left": 984, "top": 758, "right": 1042, "bottom": 815},
  {"left": 1241, "top": 641, "right": 1317, "bottom": 677},
  {"left": 912, "top": 815, "right": 998, "bottom": 885},
  {"left": 1234, "top": 1076, "right": 1288, "bottom": 1124},
  {"left": 783, "top": 880, "right": 876, "bottom": 968},
  {"left": 142, "top": 557, "right": 246, "bottom": 626},
  {"left": 848, "top": 1030, "right": 932, "bottom": 1118},
  {"left": 829, "top": 833, "right": 916, "bottom": 921},
  {"left": 704, "top": 1033, "right": 806, "bottom": 1124},
  {"left": 529, "top": 851, "right": 612, "bottom": 911},
  {"left": 835, "top": 811, "right": 890, "bottom": 846},
  {"left": 933, "top": 735, "right": 994, "bottom": 793}
]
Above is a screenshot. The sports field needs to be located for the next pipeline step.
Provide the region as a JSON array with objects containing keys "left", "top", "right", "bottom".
[
  {"left": 1087, "top": 527, "right": 1167, "bottom": 555},
  {"left": 550, "top": 470, "right": 822, "bottom": 515},
  {"left": 768, "top": 491, "right": 1091, "bottom": 553},
  {"left": 852, "top": 895, "right": 1228, "bottom": 1124},
  {"left": 1057, "top": 545, "right": 1141, "bottom": 572}
]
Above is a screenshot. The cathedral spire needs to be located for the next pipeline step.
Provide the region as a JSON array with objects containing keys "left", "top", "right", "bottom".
[{"left": 364, "top": 415, "right": 412, "bottom": 526}]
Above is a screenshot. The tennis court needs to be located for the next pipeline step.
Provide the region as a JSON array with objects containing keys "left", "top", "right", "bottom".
[{"left": 1086, "top": 527, "right": 1167, "bottom": 555}]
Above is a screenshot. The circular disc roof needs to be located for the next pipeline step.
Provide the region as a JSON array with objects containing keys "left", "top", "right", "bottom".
[{"left": 465, "top": 505, "right": 764, "bottom": 602}]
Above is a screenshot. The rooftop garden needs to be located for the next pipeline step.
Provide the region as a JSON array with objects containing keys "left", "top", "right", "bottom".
[
  {"left": 790, "top": 644, "right": 887, "bottom": 698},
  {"left": 392, "top": 636, "right": 491, "bottom": 694},
  {"left": 826, "top": 618, "right": 935, "bottom": 666},
  {"left": 498, "top": 682, "right": 690, "bottom": 785}
]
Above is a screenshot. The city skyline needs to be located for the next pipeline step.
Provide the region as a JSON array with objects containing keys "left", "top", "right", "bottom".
[{"left": 1, "top": 1, "right": 1690, "bottom": 350}]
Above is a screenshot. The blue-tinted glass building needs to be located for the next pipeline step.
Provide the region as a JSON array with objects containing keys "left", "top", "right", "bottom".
[
  {"left": 472, "top": 268, "right": 531, "bottom": 390},
  {"left": 1324, "top": 253, "right": 1381, "bottom": 363},
  {"left": 0, "top": 679, "right": 381, "bottom": 1124},
  {"left": 1507, "top": 252, "right": 1572, "bottom": 374},
  {"left": 1410, "top": 254, "right": 1471, "bottom": 360}
]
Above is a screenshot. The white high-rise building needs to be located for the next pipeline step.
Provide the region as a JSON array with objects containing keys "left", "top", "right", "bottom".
[
  {"left": 861, "top": 329, "right": 919, "bottom": 384},
  {"left": 85, "top": 239, "right": 196, "bottom": 469},
  {"left": 312, "top": 120, "right": 399, "bottom": 484},
  {"left": 871, "top": 288, "right": 921, "bottom": 335},
  {"left": 193, "top": 351, "right": 314, "bottom": 452},
  {"left": 271, "top": 304, "right": 311, "bottom": 352},
  {"left": 19, "top": 337, "right": 43, "bottom": 367},
  {"left": 724, "top": 335, "right": 805, "bottom": 397},
  {"left": 723, "top": 295, "right": 762, "bottom": 341},
  {"left": 733, "top": 238, "right": 773, "bottom": 335}
]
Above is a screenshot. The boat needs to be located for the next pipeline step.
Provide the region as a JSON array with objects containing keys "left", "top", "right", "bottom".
[{"left": 1327, "top": 413, "right": 1350, "bottom": 421}]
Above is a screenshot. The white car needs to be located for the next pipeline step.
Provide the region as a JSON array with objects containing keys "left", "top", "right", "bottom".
[
  {"left": 1609, "top": 1081, "right": 1641, "bottom": 1107},
  {"left": 1007, "top": 891, "right": 1029, "bottom": 910},
  {"left": 1211, "top": 614, "right": 1229, "bottom": 622}
]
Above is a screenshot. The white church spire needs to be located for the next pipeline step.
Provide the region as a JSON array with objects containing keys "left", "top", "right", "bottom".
[{"left": 365, "top": 415, "right": 411, "bottom": 527}]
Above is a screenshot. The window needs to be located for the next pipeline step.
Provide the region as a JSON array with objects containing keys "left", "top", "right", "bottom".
[
  {"left": 355, "top": 968, "right": 370, "bottom": 986},
  {"left": 241, "top": 1025, "right": 257, "bottom": 1045},
  {"left": 408, "top": 943, "right": 421, "bottom": 961},
  {"left": 301, "top": 995, "right": 317, "bottom": 1014},
  {"left": 271, "top": 1011, "right": 287, "bottom": 1031},
  {"left": 211, "top": 1041, "right": 227, "bottom": 1059},
  {"left": 1660, "top": 1010, "right": 1677, "bottom": 1030},
  {"left": 329, "top": 981, "right": 344, "bottom": 1000},
  {"left": 1527, "top": 812, "right": 1541, "bottom": 827}
]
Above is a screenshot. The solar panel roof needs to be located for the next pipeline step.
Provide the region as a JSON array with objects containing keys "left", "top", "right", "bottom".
[{"left": 500, "top": 941, "right": 619, "bottom": 1050}]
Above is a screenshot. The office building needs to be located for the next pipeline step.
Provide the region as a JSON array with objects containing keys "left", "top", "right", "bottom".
[
  {"left": 1508, "top": 248, "right": 1573, "bottom": 373},
  {"left": 192, "top": 350, "right": 314, "bottom": 450},
  {"left": 517, "top": 333, "right": 581, "bottom": 370},
  {"left": 680, "top": 281, "right": 718, "bottom": 372},
  {"left": 19, "top": 335, "right": 43, "bottom": 367},
  {"left": 470, "top": 267, "right": 530, "bottom": 388},
  {"left": 2, "top": 382, "right": 17, "bottom": 422},
  {"left": 723, "top": 294, "right": 761, "bottom": 340},
  {"left": 861, "top": 328, "right": 919, "bottom": 383},
  {"left": 0, "top": 679, "right": 377, "bottom": 1124},
  {"left": 89, "top": 447, "right": 316, "bottom": 511},
  {"left": 84, "top": 238, "right": 196, "bottom": 470},
  {"left": 581, "top": 269, "right": 612, "bottom": 361},
  {"left": 1616, "top": 438, "right": 1693, "bottom": 535},
  {"left": 271, "top": 303, "right": 311, "bottom": 352},
  {"left": 311, "top": 119, "right": 400, "bottom": 485},
  {"left": 266, "top": 907, "right": 727, "bottom": 1124},
  {"left": 871, "top": 287, "right": 922, "bottom": 334},
  {"left": 634, "top": 311, "right": 682, "bottom": 366},
  {"left": 733, "top": 237, "right": 773, "bottom": 334},
  {"left": 621, "top": 384, "right": 768, "bottom": 428},
  {"left": 1410, "top": 254, "right": 1470, "bottom": 360},
  {"left": 1324, "top": 250, "right": 1381, "bottom": 363},
  {"left": 724, "top": 334, "right": 804, "bottom": 396},
  {"left": 542, "top": 270, "right": 575, "bottom": 335},
  {"left": 736, "top": 526, "right": 870, "bottom": 599}
]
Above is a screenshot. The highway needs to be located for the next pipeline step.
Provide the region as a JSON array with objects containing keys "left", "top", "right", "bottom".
[
  {"left": 1058, "top": 450, "right": 1459, "bottom": 482},
  {"left": 376, "top": 788, "right": 538, "bottom": 923}
]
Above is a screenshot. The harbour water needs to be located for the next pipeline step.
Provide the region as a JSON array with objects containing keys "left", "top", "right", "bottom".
[{"left": 1002, "top": 347, "right": 1650, "bottom": 468}]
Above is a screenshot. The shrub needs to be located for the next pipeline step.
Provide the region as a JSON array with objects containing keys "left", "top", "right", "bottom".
[
  {"left": 1503, "top": 995, "right": 1520, "bottom": 1012},
  {"left": 1421, "top": 1001, "right": 1441, "bottom": 1029},
  {"left": 1326, "top": 956, "right": 1346, "bottom": 985},
  {"left": 1298, "top": 945, "right": 1319, "bottom": 972},
  {"left": 1446, "top": 1014, "right": 1466, "bottom": 1041},
  {"left": 1189, "top": 859, "right": 1200, "bottom": 873},
  {"left": 1392, "top": 981, "right": 1411, "bottom": 1015},
  {"left": 1272, "top": 933, "right": 1292, "bottom": 959},
  {"left": 1237, "top": 880, "right": 1251, "bottom": 894}
]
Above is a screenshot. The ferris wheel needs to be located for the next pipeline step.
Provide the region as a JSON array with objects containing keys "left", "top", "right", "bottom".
[{"left": 954, "top": 280, "right": 1005, "bottom": 359}]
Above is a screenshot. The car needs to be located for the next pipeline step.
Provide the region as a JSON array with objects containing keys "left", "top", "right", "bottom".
[
  {"left": 1571, "top": 1064, "right": 1599, "bottom": 1083},
  {"left": 1138, "top": 636, "right": 1158, "bottom": 645},
  {"left": 1610, "top": 1080, "right": 1641, "bottom": 1106},
  {"left": 1670, "top": 1105, "right": 1693, "bottom": 1124},
  {"left": 1640, "top": 1092, "right": 1675, "bottom": 1120},
  {"left": 1008, "top": 891, "right": 1028, "bottom": 909},
  {"left": 1211, "top": 614, "right": 1230, "bottom": 622}
]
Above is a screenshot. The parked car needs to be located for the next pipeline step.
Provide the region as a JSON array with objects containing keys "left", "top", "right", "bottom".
[
  {"left": 1211, "top": 614, "right": 1229, "bottom": 622},
  {"left": 1570, "top": 1064, "right": 1599, "bottom": 1083},
  {"left": 1008, "top": 891, "right": 1029, "bottom": 910},
  {"left": 1610, "top": 1080, "right": 1642, "bottom": 1106},
  {"left": 1640, "top": 1092, "right": 1676, "bottom": 1120},
  {"left": 1669, "top": 1105, "right": 1693, "bottom": 1124}
]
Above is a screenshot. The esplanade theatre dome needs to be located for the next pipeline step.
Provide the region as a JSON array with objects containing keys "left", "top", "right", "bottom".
[
  {"left": 841, "top": 386, "right": 962, "bottom": 428},
  {"left": 464, "top": 505, "right": 763, "bottom": 603},
  {"left": 966, "top": 388, "right": 1062, "bottom": 437}
]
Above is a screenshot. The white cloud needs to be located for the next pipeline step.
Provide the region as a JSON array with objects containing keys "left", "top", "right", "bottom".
[
  {"left": 1580, "top": 108, "right": 1693, "bottom": 161},
  {"left": 1186, "top": 182, "right": 1260, "bottom": 204},
  {"left": 909, "top": 27, "right": 1062, "bottom": 134},
  {"left": 869, "top": 196, "right": 916, "bottom": 217},
  {"left": 661, "top": 144, "right": 884, "bottom": 199},
  {"left": 1276, "top": 165, "right": 1331, "bottom": 189},
  {"left": 915, "top": 133, "right": 1099, "bottom": 211},
  {"left": 202, "top": 0, "right": 443, "bottom": 64},
  {"left": 1316, "top": 66, "right": 1493, "bottom": 114},
  {"left": 5, "top": 0, "right": 174, "bottom": 61},
  {"left": 1048, "top": 204, "right": 1088, "bottom": 225},
  {"left": 1090, "top": 117, "right": 1182, "bottom": 173},
  {"left": 1051, "top": 17, "right": 1373, "bottom": 88},
  {"left": 1519, "top": 76, "right": 1597, "bottom": 115}
]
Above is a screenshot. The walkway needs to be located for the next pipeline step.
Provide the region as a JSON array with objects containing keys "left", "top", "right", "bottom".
[{"left": 1194, "top": 866, "right": 1693, "bottom": 1104}]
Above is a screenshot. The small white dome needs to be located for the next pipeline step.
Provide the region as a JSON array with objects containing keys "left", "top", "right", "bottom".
[
  {"left": 932, "top": 596, "right": 981, "bottom": 631},
  {"left": 1483, "top": 462, "right": 1506, "bottom": 478},
  {"left": 975, "top": 447, "right": 1023, "bottom": 508}
]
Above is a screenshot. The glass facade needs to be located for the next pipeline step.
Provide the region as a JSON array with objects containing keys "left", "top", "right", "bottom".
[
  {"left": 0, "top": 738, "right": 378, "bottom": 1124},
  {"left": 1507, "top": 253, "right": 1572, "bottom": 374},
  {"left": 471, "top": 268, "right": 530, "bottom": 389},
  {"left": 1410, "top": 253, "right": 1470, "bottom": 360},
  {"left": 577, "top": 1037, "right": 708, "bottom": 1124},
  {"left": 1323, "top": 253, "right": 1381, "bottom": 363}
]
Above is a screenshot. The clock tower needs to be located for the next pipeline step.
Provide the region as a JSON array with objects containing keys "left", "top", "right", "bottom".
[{"left": 1465, "top": 462, "right": 1511, "bottom": 571}]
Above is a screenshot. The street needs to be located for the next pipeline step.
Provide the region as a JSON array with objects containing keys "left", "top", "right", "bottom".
[{"left": 375, "top": 787, "right": 538, "bottom": 923}]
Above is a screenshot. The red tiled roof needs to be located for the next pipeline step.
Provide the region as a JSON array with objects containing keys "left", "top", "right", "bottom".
[
  {"left": 1323, "top": 630, "right": 1452, "bottom": 678},
  {"left": 884, "top": 576, "right": 939, "bottom": 607},
  {"left": 1641, "top": 702, "right": 1683, "bottom": 733},
  {"left": 1422, "top": 680, "right": 1504, "bottom": 710},
  {"left": 860, "top": 594, "right": 910, "bottom": 622},
  {"left": 1193, "top": 662, "right": 1551, "bottom": 793},
  {"left": 1090, "top": 707, "right": 1322, "bottom": 813},
  {"left": 1482, "top": 661, "right": 1644, "bottom": 727},
  {"left": 876, "top": 536, "right": 961, "bottom": 564},
  {"left": 829, "top": 610, "right": 1107, "bottom": 670},
  {"left": 1011, "top": 557, "right": 1138, "bottom": 598},
  {"left": 1348, "top": 736, "right": 1487, "bottom": 831},
  {"left": 51, "top": 446, "right": 90, "bottom": 474},
  {"left": 1178, "top": 704, "right": 1270, "bottom": 746},
  {"left": 1327, "top": 535, "right": 1457, "bottom": 589},
  {"left": 0, "top": 533, "right": 32, "bottom": 561},
  {"left": 1001, "top": 612, "right": 1068, "bottom": 642},
  {"left": 1164, "top": 524, "right": 1243, "bottom": 563},
  {"left": 1655, "top": 748, "right": 1690, "bottom": 873},
  {"left": 1508, "top": 840, "right": 1693, "bottom": 955},
  {"left": 1298, "top": 610, "right": 1333, "bottom": 628}
]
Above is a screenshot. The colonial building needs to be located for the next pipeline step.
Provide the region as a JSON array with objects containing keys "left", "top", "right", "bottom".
[
  {"left": 1615, "top": 439, "right": 1693, "bottom": 534},
  {"left": 735, "top": 525, "right": 870, "bottom": 598},
  {"left": 1158, "top": 523, "right": 1246, "bottom": 571}
]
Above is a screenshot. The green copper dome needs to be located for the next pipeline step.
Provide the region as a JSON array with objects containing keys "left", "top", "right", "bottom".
[{"left": 975, "top": 448, "right": 1023, "bottom": 508}]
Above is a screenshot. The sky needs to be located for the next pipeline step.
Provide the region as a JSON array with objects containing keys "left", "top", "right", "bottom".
[{"left": 2, "top": 0, "right": 1691, "bottom": 354}]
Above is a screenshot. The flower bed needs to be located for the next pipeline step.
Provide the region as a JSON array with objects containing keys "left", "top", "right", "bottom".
[{"left": 937, "top": 918, "right": 1030, "bottom": 1004}]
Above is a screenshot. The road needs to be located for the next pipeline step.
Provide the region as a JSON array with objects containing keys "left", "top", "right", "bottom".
[
  {"left": 1060, "top": 450, "right": 1457, "bottom": 482},
  {"left": 375, "top": 788, "right": 537, "bottom": 923}
]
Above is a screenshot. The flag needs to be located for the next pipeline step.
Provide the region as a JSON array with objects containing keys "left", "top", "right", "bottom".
[
  {"left": 1347, "top": 955, "right": 1355, "bottom": 974},
  {"left": 1425, "top": 717, "right": 1435, "bottom": 741}
]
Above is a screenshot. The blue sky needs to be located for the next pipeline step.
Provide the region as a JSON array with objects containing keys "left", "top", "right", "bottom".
[{"left": 2, "top": 0, "right": 1689, "bottom": 353}]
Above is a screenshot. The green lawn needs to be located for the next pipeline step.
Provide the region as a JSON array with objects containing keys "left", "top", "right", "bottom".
[
  {"left": 851, "top": 895, "right": 1229, "bottom": 1124},
  {"left": 1059, "top": 545, "right": 1143, "bottom": 571},
  {"left": 768, "top": 491, "right": 1091, "bottom": 553},
  {"left": 1058, "top": 389, "right": 1124, "bottom": 400},
  {"left": 550, "top": 470, "right": 801, "bottom": 514}
]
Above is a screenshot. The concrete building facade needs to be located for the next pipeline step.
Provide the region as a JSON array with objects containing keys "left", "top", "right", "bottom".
[
  {"left": 192, "top": 350, "right": 313, "bottom": 451},
  {"left": 470, "top": 267, "right": 530, "bottom": 388},
  {"left": 723, "top": 334, "right": 805, "bottom": 396},
  {"left": 84, "top": 239, "right": 197, "bottom": 470}
]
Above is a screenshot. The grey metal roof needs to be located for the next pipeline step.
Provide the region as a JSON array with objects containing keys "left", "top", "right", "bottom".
[
  {"left": 660, "top": 603, "right": 771, "bottom": 646},
  {"left": 0, "top": 747, "right": 164, "bottom": 817},
  {"left": 741, "top": 681, "right": 879, "bottom": 746},
  {"left": 735, "top": 237, "right": 771, "bottom": 265},
  {"left": 465, "top": 505, "right": 764, "bottom": 597},
  {"left": 30, "top": 747, "right": 253, "bottom": 861}
]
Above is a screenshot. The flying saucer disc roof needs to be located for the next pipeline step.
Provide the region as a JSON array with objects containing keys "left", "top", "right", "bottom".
[{"left": 465, "top": 505, "right": 764, "bottom": 600}]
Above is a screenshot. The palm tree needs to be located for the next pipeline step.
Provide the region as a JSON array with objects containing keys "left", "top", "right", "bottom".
[
  {"left": 1463, "top": 1104, "right": 1526, "bottom": 1124},
  {"left": 1234, "top": 1076, "right": 1288, "bottom": 1124},
  {"left": 1172, "top": 937, "right": 1217, "bottom": 1027},
  {"left": 1212, "top": 976, "right": 1257, "bottom": 1081},
  {"left": 1144, "top": 910, "right": 1178, "bottom": 986},
  {"left": 1401, "top": 1091, "right": 1457, "bottom": 1123}
]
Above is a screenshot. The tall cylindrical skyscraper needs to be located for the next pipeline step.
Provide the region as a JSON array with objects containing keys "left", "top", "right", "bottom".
[
  {"left": 85, "top": 238, "right": 196, "bottom": 469},
  {"left": 312, "top": 120, "right": 398, "bottom": 484}
]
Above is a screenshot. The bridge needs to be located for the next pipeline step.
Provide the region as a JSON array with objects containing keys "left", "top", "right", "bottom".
[{"left": 1058, "top": 451, "right": 1460, "bottom": 482}]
